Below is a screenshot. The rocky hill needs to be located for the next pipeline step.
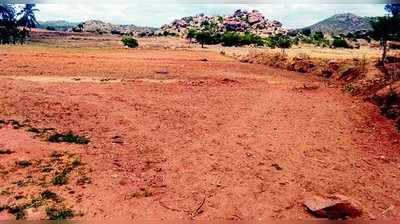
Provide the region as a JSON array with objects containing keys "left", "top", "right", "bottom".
[
  {"left": 300, "top": 13, "right": 372, "bottom": 35},
  {"left": 160, "top": 9, "right": 287, "bottom": 37},
  {"left": 72, "top": 20, "right": 158, "bottom": 36}
]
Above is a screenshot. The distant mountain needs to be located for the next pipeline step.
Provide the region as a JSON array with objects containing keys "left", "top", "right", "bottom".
[
  {"left": 299, "top": 13, "right": 373, "bottom": 35},
  {"left": 38, "top": 20, "right": 80, "bottom": 31},
  {"left": 71, "top": 20, "right": 158, "bottom": 36}
]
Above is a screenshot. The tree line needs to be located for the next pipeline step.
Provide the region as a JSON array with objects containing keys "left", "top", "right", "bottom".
[
  {"left": 186, "top": 4, "right": 400, "bottom": 63},
  {"left": 0, "top": 4, "right": 39, "bottom": 44}
]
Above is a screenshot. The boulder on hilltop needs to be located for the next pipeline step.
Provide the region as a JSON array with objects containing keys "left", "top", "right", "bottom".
[{"left": 160, "top": 9, "right": 287, "bottom": 37}]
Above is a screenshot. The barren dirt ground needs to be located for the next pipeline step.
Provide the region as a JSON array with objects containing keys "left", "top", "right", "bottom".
[{"left": 1, "top": 42, "right": 400, "bottom": 220}]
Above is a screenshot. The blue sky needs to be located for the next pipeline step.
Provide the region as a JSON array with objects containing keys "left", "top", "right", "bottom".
[{"left": 35, "top": 3, "right": 386, "bottom": 29}]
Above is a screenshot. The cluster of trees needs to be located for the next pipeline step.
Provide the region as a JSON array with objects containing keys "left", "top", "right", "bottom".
[
  {"left": 186, "top": 3, "right": 400, "bottom": 62},
  {"left": 188, "top": 28, "right": 354, "bottom": 52},
  {"left": 296, "top": 29, "right": 352, "bottom": 48},
  {"left": 0, "top": 4, "right": 39, "bottom": 44},
  {"left": 188, "top": 28, "right": 293, "bottom": 51}
]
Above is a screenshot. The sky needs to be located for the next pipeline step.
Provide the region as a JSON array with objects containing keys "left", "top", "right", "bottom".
[{"left": 34, "top": 2, "right": 387, "bottom": 29}]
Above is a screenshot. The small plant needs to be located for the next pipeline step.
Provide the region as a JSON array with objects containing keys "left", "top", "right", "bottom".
[
  {"left": 343, "top": 83, "right": 359, "bottom": 95},
  {"left": 121, "top": 36, "right": 139, "bottom": 48},
  {"left": 41, "top": 190, "right": 60, "bottom": 202},
  {"left": 48, "top": 132, "right": 90, "bottom": 144},
  {"left": 46, "top": 207, "right": 74, "bottom": 220},
  {"left": 52, "top": 171, "right": 69, "bottom": 186}
]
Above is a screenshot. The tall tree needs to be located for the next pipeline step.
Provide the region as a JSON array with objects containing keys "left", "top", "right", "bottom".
[
  {"left": 0, "top": 4, "right": 16, "bottom": 21},
  {"left": 17, "top": 4, "right": 39, "bottom": 29},
  {"left": 385, "top": 4, "right": 400, "bottom": 16},
  {"left": 370, "top": 15, "right": 400, "bottom": 63}
]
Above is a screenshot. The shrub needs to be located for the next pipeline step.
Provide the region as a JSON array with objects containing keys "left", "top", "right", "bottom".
[
  {"left": 220, "top": 32, "right": 264, "bottom": 47},
  {"left": 301, "top": 28, "right": 312, "bottom": 36},
  {"left": 195, "top": 31, "right": 221, "bottom": 47},
  {"left": 45, "top": 26, "right": 56, "bottom": 31},
  {"left": 48, "top": 132, "right": 90, "bottom": 144},
  {"left": 121, "top": 36, "right": 139, "bottom": 48},
  {"left": 221, "top": 32, "right": 242, "bottom": 46},
  {"left": 332, "top": 36, "right": 351, "bottom": 48},
  {"left": 46, "top": 207, "right": 74, "bottom": 220},
  {"left": 241, "top": 32, "right": 263, "bottom": 46},
  {"left": 52, "top": 171, "right": 69, "bottom": 186}
]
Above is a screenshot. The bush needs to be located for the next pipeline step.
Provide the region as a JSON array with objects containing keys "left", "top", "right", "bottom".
[
  {"left": 195, "top": 31, "right": 221, "bottom": 47},
  {"left": 241, "top": 32, "right": 263, "bottom": 46},
  {"left": 187, "top": 29, "right": 197, "bottom": 42},
  {"left": 46, "top": 26, "right": 56, "bottom": 31},
  {"left": 48, "top": 132, "right": 90, "bottom": 144},
  {"left": 221, "top": 32, "right": 242, "bottom": 46},
  {"left": 277, "top": 36, "right": 292, "bottom": 50},
  {"left": 121, "top": 36, "right": 139, "bottom": 48},
  {"left": 332, "top": 36, "right": 351, "bottom": 48},
  {"left": 220, "top": 32, "right": 264, "bottom": 47}
]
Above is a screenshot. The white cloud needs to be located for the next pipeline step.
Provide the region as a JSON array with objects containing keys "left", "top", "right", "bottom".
[{"left": 35, "top": 2, "right": 386, "bottom": 28}]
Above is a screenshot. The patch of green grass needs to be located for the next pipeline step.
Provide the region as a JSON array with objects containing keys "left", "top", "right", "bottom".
[
  {"left": 46, "top": 207, "right": 74, "bottom": 220},
  {"left": 48, "top": 132, "right": 90, "bottom": 144}
]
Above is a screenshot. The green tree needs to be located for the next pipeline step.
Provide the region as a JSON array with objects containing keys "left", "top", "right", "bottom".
[
  {"left": 0, "top": 4, "right": 16, "bottom": 21},
  {"left": 17, "top": 4, "right": 39, "bottom": 29},
  {"left": 221, "top": 31, "right": 242, "bottom": 46},
  {"left": 301, "top": 28, "right": 311, "bottom": 36},
  {"left": 0, "top": 4, "right": 23, "bottom": 44},
  {"left": 195, "top": 31, "right": 212, "bottom": 48},
  {"left": 187, "top": 29, "right": 197, "bottom": 44},
  {"left": 370, "top": 15, "right": 400, "bottom": 62},
  {"left": 277, "top": 36, "right": 292, "bottom": 53},
  {"left": 385, "top": 4, "right": 400, "bottom": 16}
]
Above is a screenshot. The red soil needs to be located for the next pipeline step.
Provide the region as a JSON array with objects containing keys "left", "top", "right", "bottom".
[{"left": 0, "top": 46, "right": 400, "bottom": 220}]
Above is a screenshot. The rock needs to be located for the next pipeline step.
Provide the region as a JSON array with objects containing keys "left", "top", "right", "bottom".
[
  {"left": 0, "top": 148, "right": 14, "bottom": 155},
  {"left": 304, "top": 194, "right": 363, "bottom": 219},
  {"left": 25, "top": 208, "right": 46, "bottom": 220},
  {"left": 248, "top": 10, "right": 264, "bottom": 24}
]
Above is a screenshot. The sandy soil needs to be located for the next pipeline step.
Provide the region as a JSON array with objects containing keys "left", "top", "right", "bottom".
[{"left": 0, "top": 42, "right": 400, "bottom": 220}]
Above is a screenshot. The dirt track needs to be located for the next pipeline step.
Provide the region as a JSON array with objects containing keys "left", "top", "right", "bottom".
[{"left": 1, "top": 45, "right": 400, "bottom": 220}]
